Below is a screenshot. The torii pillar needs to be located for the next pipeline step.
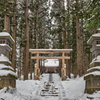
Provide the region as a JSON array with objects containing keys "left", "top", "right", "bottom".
[
  {"left": 61, "top": 52, "right": 66, "bottom": 81},
  {"left": 34, "top": 53, "right": 40, "bottom": 80}
]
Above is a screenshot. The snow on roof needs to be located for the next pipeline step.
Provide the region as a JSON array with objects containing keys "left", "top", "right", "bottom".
[
  {"left": 90, "top": 55, "right": 100, "bottom": 65},
  {"left": 96, "top": 44, "right": 100, "bottom": 47},
  {"left": 0, "top": 64, "right": 14, "bottom": 70},
  {"left": 0, "top": 44, "right": 12, "bottom": 50},
  {"left": 84, "top": 71, "right": 100, "bottom": 77},
  {"left": 0, "top": 70, "right": 17, "bottom": 77},
  {"left": 0, "top": 32, "right": 14, "bottom": 42},
  {"left": 87, "top": 33, "right": 100, "bottom": 44},
  {"left": 87, "top": 66, "right": 100, "bottom": 72},
  {"left": 29, "top": 49, "right": 73, "bottom": 52},
  {"left": 42, "top": 59, "right": 59, "bottom": 67},
  {"left": 0, "top": 54, "right": 11, "bottom": 64}
]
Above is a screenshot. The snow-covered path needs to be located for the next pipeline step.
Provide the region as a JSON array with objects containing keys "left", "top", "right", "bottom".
[
  {"left": 1, "top": 73, "right": 100, "bottom": 100},
  {"left": 33, "top": 74, "right": 67, "bottom": 100}
]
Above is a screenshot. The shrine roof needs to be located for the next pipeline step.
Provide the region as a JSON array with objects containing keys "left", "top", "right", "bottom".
[
  {"left": 0, "top": 32, "right": 15, "bottom": 43},
  {"left": 0, "top": 44, "right": 12, "bottom": 51},
  {"left": 0, "top": 54, "right": 11, "bottom": 64},
  {"left": 87, "top": 33, "right": 100, "bottom": 44}
]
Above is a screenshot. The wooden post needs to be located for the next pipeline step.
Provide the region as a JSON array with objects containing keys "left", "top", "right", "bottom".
[
  {"left": 36, "top": 53, "right": 39, "bottom": 68},
  {"left": 37, "top": 53, "right": 40, "bottom": 80},
  {"left": 29, "top": 49, "right": 72, "bottom": 80},
  {"left": 34, "top": 64, "right": 37, "bottom": 80},
  {"left": 61, "top": 52, "right": 67, "bottom": 80},
  {"left": 62, "top": 52, "right": 65, "bottom": 68}
]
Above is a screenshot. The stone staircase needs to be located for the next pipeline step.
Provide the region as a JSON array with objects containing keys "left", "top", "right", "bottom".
[{"left": 40, "top": 74, "right": 59, "bottom": 96}]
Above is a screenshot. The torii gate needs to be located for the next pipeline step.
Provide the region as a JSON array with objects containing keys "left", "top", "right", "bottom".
[{"left": 29, "top": 49, "right": 72, "bottom": 81}]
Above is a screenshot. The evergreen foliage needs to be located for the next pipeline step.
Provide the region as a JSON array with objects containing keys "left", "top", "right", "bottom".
[{"left": 0, "top": 0, "right": 100, "bottom": 78}]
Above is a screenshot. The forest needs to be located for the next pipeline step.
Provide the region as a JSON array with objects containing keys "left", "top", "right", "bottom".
[{"left": 0, "top": 0, "right": 100, "bottom": 80}]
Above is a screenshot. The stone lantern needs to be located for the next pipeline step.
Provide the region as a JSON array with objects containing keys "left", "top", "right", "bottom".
[
  {"left": 0, "top": 32, "right": 17, "bottom": 89},
  {"left": 84, "top": 33, "right": 100, "bottom": 94}
]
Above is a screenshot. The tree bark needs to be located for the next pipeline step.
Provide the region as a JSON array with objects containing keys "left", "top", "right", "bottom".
[
  {"left": 12, "top": 0, "right": 16, "bottom": 71},
  {"left": 67, "top": 0, "right": 71, "bottom": 78},
  {"left": 24, "top": 0, "right": 29, "bottom": 80},
  {"left": 76, "top": 0, "right": 83, "bottom": 76},
  {"left": 36, "top": 0, "right": 39, "bottom": 49}
]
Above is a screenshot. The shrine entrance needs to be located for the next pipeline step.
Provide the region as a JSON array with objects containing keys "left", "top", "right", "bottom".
[{"left": 29, "top": 49, "right": 72, "bottom": 81}]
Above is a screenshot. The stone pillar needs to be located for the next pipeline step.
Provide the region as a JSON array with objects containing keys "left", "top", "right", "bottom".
[{"left": 0, "top": 32, "right": 17, "bottom": 89}]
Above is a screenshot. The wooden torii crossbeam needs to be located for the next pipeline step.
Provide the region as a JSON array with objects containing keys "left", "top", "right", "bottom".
[{"left": 29, "top": 49, "right": 72, "bottom": 80}]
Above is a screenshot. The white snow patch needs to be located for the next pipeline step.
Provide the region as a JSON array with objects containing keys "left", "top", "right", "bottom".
[
  {"left": 96, "top": 44, "right": 100, "bottom": 46},
  {"left": 29, "top": 49, "right": 73, "bottom": 51},
  {"left": 1, "top": 73, "right": 100, "bottom": 100},
  {"left": 62, "top": 77, "right": 85, "bottom": 99},
  {"left": 43, "top": 59, "right": 59, "bottom": 67}
]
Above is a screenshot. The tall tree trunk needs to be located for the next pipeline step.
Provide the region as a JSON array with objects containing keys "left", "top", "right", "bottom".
[
  {"left": 76, "top": 0, "right": 83, "bottom": 76},
  {"left": 66, "top": 0, "right": 71, "bottom": 78},
  {"left": 80, "top": 0, "right": 84, "bottom": 75},
  {"left": 62, "top": 0, "right": 68, "bottom": 78},
  {"left": 4, "top": 1, "right": 10, "bottom": 33},
  {"left": 36, "top": 0, "right": 38, "bottom": 49},
  {"left": 19, "top": 47, "right": 21, "bottom": 80},
  {"left": 30, "top": 31, "right": 33, "bottom": 80},
  {"left": 24, "top": 0, "right": 29, "bottom": 80},
  {"left": 12, "top": 0, "right": 16, "bottom": 71}
]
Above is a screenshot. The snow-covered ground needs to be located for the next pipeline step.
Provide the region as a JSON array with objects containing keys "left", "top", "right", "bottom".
[{"left": 0, "top": 73, "right": 100, "bottom": 100}]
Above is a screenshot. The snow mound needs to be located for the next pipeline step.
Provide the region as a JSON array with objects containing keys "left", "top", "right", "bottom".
[{"left": 62, "top": 77, "right": 85, "bottom": 99}]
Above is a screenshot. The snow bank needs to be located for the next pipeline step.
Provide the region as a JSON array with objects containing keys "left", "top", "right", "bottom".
[
  {"left": 19, "top": 73, "right": 34, "bottom": 80},
  {"left": 16, "top": 80, "right": 40, "bottom": 96},
  {"left": 1, "top": 74, "right": 100, "bottom": 100},
  {"left": 62, "top": 77, "right": 85, "bottom": 99}
]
